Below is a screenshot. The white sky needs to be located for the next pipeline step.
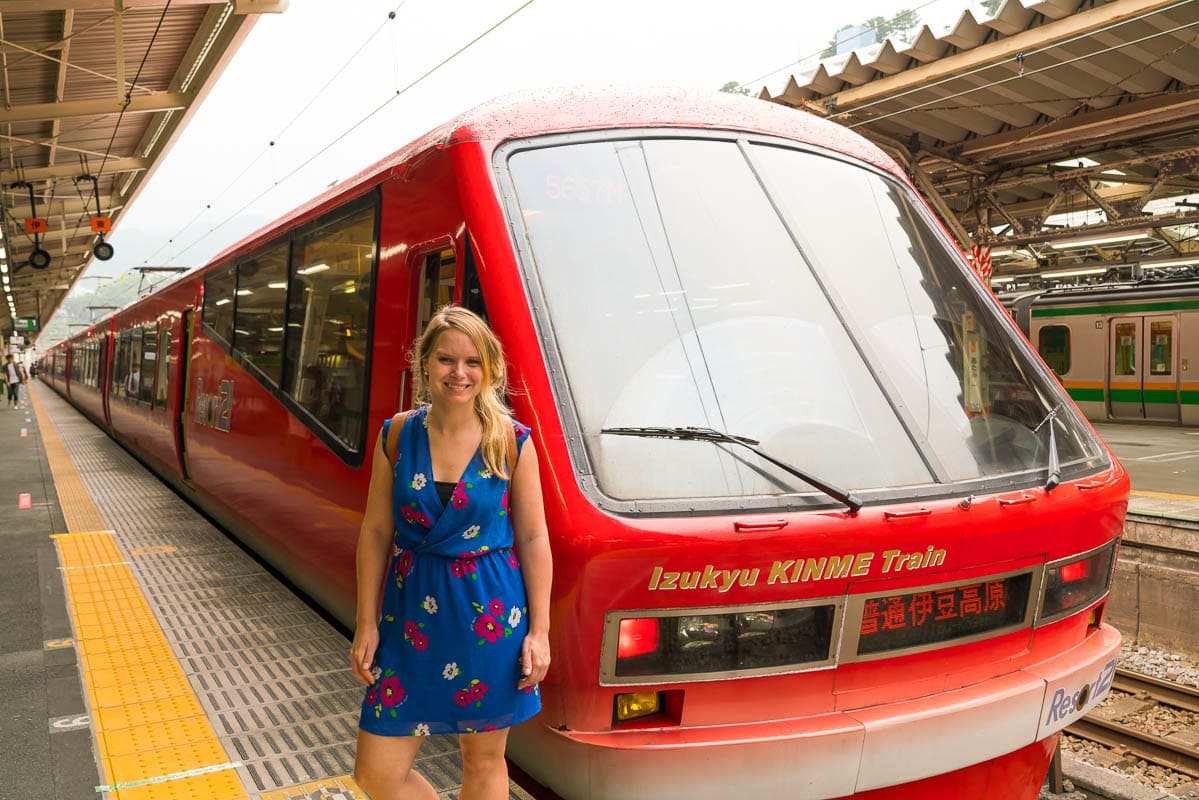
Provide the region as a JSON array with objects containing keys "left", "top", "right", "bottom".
[{"left": 93, "top": 0, "right": 994, "bottom": 285}]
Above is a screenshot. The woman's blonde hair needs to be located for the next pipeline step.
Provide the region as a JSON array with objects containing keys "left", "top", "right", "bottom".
[{"left": 410, "top": 306, "right": 515, "bottom": 479}]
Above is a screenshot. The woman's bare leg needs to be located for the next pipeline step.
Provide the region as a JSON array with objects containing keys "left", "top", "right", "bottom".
[
  {"left": 458, "top": 728, "right": 511, "bottom": 800},
  {"left": 353, "top": 729, "right": 438, "bottom": 800}
]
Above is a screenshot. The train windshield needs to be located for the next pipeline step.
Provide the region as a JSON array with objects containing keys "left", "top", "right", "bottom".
[{"left": 503, "top": 135, "right": 1104, "bottom": 504}]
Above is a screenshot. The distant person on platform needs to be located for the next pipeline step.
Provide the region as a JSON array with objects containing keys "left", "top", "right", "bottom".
[
  {"left": 125, "top": 364, "right": 140, "bottom": 398},
  {"left": 5, "top": 354, "right": 22, "bottom": 407}
]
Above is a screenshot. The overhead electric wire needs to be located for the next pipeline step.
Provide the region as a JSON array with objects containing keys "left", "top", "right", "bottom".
[
  {"left": 158, "top": 0, "right": 535, "bottom": 266},
  {"left": 135, "top": 2, "right": 410, "bottom": 268}
]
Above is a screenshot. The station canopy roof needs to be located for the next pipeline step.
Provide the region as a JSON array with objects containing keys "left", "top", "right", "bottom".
[
  {"left": 758, "top": 0, "right": 1199, "bottom": 286},
  {"left": 0, "top": 0, "right": 285, "bottom": 341}
]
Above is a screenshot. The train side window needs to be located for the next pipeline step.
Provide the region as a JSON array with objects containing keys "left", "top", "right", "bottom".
[
  {"left": 140, "top": 323, "right": 158, "bottom": 405},
  {"left": 89, "top": 342, "right": 100, "bottom": 388},
  {"left": 156, "top": 328, "right": 171, "bottom": 409},
  {"left": 125, "top": 328, "right": 143, "bottom": 401},
  {"left": 1114, "top": 322, "right": 1137, "bottom": 375},
  {"left": 234, "top": 243, "right": 289, "bottom": 385},
  {"left": 283, "top": 200, "right": 377, "bottom": 451},
  {"left": 111, "top": 331, "right": 129, "bottom": 398},
  {"left": 1150, "top": 321, "right": 1173, "bottom": 375},
  {"left": 203, "top": 265, "right": 236, "bottom": 346},
  {"left": 70, "top": 345, "right": 81, "bottom": 384},
  {"left": 1037, "top": 325, "right": 1070, "bottom": 376},
  {"left": 417, "top": 249, "right": 457, "bottom": 333}
]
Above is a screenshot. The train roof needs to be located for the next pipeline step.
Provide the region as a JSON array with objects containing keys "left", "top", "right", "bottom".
[
  {"left": 205, "top": 86, "right": 903, "bottom": 270},
  {"left": 1025, "top": 276, "right": 1199, "bottom": 307},
  {"left": 51, "top": 88, "right": 906, "bottom": 353}
]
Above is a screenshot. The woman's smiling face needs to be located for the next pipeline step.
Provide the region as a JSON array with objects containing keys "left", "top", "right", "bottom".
[{"left": 425, "top": 328, "right": 485, "bottom": 409}]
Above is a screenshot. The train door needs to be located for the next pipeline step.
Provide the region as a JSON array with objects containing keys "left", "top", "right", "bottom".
[
  {"left": 398, "top": 247, "right": 457, "bottom": 409},
  {"left": 100, "top": 337, "right": 111, "bottom": 428},
  {"left": 1108, "top": 314, "right": 1181, "bottom": 422},
  {"left": 176, "top": 309, "right": 194, "bottom": 482}
]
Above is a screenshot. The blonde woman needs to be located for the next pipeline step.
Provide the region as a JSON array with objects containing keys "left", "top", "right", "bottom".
[{"left": 351, "top": 306, "right": 551, "bottom": 800}]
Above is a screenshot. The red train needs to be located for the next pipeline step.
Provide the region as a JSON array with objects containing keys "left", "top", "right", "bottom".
[{"left": 42, "top": 87, "right": 1127, "bottom": 799}]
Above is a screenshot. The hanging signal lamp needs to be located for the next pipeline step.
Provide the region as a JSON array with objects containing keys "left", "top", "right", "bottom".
[
  {"left": 16, "top": 181, "right": 51, "bottom": 269},
  {"left": 79, "top": 172, "right": 115, "bottom": 261}
]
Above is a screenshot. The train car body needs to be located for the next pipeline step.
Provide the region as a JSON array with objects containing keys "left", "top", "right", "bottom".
[
  {"left": 1006, "top": 279, "right": 1199, "bottom": 426},
  {"left": 42, "top": 88, "right": 1127, "bottom": 800}
]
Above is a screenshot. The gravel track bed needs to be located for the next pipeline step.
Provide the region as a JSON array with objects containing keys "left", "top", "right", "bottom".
[{"left": 1059, "top": 642, "right": 1199, "bottom": 798}]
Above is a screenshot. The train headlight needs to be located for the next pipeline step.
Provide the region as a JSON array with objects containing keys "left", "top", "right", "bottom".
[
  {"left": 614, "top": 691, "right": 661, "bottom": 722},
  {"left": 1038, "top": 541, "right": 1117, "bottom": 625},
  {"left": 605, "top": 603, "right": 836, "bottom": 684},
  {"left": 677, "top": 615, "right": 722, "bottom": 648}
]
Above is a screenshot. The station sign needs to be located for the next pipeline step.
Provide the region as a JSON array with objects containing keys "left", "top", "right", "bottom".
[{"left": 16, "top": 317, "right": 37, "bottom": 332}]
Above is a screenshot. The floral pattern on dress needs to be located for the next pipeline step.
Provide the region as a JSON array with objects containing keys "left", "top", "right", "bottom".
[
  {"left": 404, "top": 620, "right": 429, "bottom": 651},
  {"left": 358, "top": 407, "right": 540, "bottom": 737},
  {"left": 400, "top": 503, "right": 432, "bottom": 528},
  {"left": 366, "top": 669, "right": 408, "bottom": 719},
  {"left": 393, "top": 548, "right": 414, "bottom": 589},
  {"left": 450, "top": 480, "right": 471, "bottom": 509},
  {"left": 471, "top": 599, "right": 513, "bottom": 645},
  {"left": 454, "top": 679, "right": 489, "bottom": 708},
  {"left": 450, "top": 557, "right": 477, "bottom": 579}
]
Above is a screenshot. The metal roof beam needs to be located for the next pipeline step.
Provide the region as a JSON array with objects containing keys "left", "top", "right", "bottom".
[
  {"left": 3, "top": 196, "right": 124, "bottom": 218},
  {"left": 938, "top": 145, "right": 1199, "bottom": 198},
  {"left": 954, "top": 86, "right": 1199, "bottom": 162},
  {"left": 0, "top": 0, "right": 286, "bottom": 10},
  {"left": 0, "top": 157, "right": 146, "bottom": 184},
  {"left": 0, "top": 0, "right": 224, "bottom": 10},
  {"left": 0, "top": 92, "right": 188, "bottom": 124},
  {"left": 992, "top": 210, "right": 1199, "bottom": 247}
]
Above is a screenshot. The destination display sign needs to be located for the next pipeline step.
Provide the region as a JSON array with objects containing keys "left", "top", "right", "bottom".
[{"left": 856, "top": 572, "right": 1033, "bottom": 656}]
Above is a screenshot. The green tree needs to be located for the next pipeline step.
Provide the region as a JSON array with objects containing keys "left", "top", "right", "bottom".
[
  {"left": 820, "top": 9, "right": 921, "bottom": 58},
  {"left": 872, "top": 9, "right": 920, "bottom": 40},
  {"left": 719, "top": 81, "right": 751, "bottom": 96},
  {"left": 982, "top": 0, "right": 1003, "bottom": 15}
]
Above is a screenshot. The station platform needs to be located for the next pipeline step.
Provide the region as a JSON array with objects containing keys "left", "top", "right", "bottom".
[
  {"left": 2, "top": 383, "right": 537, "bottom": 800},
  {"left": 1093, "top": 422, "right": 1199, "bottom": 526}
]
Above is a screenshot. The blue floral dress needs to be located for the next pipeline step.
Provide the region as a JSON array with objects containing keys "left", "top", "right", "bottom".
[{"left": 358, "top": 406, "right": 541, "bottom": 736}]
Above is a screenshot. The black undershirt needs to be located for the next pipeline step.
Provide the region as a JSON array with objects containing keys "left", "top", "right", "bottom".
[{"left": 434, "top": 480, "right": 455, "bottom": 505}]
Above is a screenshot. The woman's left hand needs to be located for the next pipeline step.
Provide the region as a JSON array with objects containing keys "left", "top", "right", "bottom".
[{"left": 518, "top": 631, "right": 550, "bottom": 690}]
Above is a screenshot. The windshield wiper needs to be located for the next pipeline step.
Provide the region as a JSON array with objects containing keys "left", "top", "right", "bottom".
[
  {"left": 1033, "top": 403, "right": 1064, "bottom": 492},
  {"left": 600, "top": 426, "right": 862, "bottom": 514}
]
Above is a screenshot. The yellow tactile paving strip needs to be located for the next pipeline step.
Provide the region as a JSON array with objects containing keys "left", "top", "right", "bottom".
[
  {"left": 31, "top": 390, "right": 108, "bottom": 533},
  {"left": 1132, "top": 489, "right": 1199, "bottom": 502},
  {"left": 31, "top": 389, "right": 246, "bottom": 800},
  {"left": 260, "top": 776, "right": 368, "bottom": 799}
]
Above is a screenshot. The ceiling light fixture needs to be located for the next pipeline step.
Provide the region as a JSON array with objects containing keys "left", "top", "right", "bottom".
[
  {"left": 1048, "top": 231, "right": 1152, "bottom": 249},
  {"left": 1142, "top": 256, "right": 1199, "bottom": 269},
  {"left": 1040, "top": 266, "right": 1111, "bottom": 278}
]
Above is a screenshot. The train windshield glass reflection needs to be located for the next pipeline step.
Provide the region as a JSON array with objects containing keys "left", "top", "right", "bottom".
[{"left": 505, "top": 136, "right": 1104, "bottom": 503}]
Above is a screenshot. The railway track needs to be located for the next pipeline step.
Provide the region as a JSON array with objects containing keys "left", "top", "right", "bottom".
[{"left": 1067, "top": 668, "right": 1199, "bottom": 778}]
